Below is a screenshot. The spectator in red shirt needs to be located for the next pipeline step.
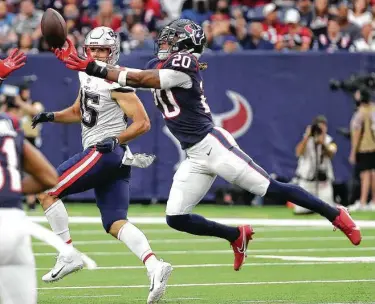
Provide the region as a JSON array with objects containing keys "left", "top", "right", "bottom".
[
  {"left": 231, "top": 0, "right": 271, "bottom": 8},
  {"left": 262, "top": 3, "right": 285, "bottom": 44},
  {"left": 276, "top": 9, "right": 312, "bottom": 51},
  {"left": 91, "top": 0, "right": 122, "bottom": 31}
]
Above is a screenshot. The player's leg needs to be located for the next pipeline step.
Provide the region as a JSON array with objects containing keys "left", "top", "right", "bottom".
[
  {"left": 208, "top": 128, "right": 361, "bottom": 246},
  {"left": 0, "top": 209, "right": 37, "bottom": 304},
  {"left": 38, "top": 148, "right": 102, "bottom": 246},
  {"left": 294, "top": 180, "right": 315, "bottom": 215},
  {"left": 165, "top": 159, "right": 241, "bottom": 242},
  {"left": 95, "top": 172, "right": 172, "bottom": 304},
  {"left": 40, "top": 148, "right": 105, "bottom": 282}
]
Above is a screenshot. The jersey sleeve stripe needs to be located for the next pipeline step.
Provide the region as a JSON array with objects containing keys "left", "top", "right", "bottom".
[{"left": 48, "top": 150, "right": 102, "bottom": 197}]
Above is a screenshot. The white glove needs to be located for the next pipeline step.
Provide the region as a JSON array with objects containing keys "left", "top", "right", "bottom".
[{"left": 122, "top": 146, "right": 155, "bottom": 168}]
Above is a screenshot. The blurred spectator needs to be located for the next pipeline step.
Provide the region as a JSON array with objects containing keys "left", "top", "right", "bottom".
[
  {"left": 12, "top": 0, "right": 43, "bottom": 46},
  {"left": 63, "top": 3, "right": 85, "bottom": 45},
  {"left": 296, "top": 0, "right": 313, "bottom": 28},
  {"left": 180, "top": 0, "right": 212, "bottom": 25},
  {"left": 202, "top": 20, "right": 214, "bottom": 49},
  {"left": 211, "top": 0, "right": 230, "bottom": 21},
  {"left": 337, "top": 2, "right": 361, "bottom": 40},
  {"left": 315, "top": 17, "right": 353, "bottom": 52},
  {"left": 126, "top": 0, "right": 157, "bottom": 33},
  {"left": 211, "top": 18, "right": 233, "bottom": 50},
  {"left": 122, "top": 23, "right": 154, "bottom": 53},
  {"left": 91, "top": 0, "right": 122, "bottom": 31},
  {"left": 222, "top": 34, "right": 242, "bottom": 52},
  {"left": 348, "top": 0, "right": 372, "bottom": 28},
  {"left": 231, "top": 0, "right": 271, "bottom": 8},
  {"left": 276, "top": 9, "right": 312, "bottom": 51},
  {"left": 354, "top": 23, "right": 375, "bottom": 51},
  {"left": 0, "top": 0, "right": 17, "bottom": 52},
  {"left": 234, "top": 14, "right": 247, "bottom": 41},
  {"left": 19, "top": 32, "right": 38, "bottom": 53},
  {"left": 240, "top": 22, "right": 274, "bottom": 49},
  {"left": 309, "top": 0, "right": 329, "bottom": 37},
  {"left": 262, "top": 3, "right": 285, "bottom": 44}
]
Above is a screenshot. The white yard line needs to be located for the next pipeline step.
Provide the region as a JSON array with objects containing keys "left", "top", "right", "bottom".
[
  {"left": 29, "top": 216, "right": 375, "bottom": 228},
  {"left": 33, "top": 247, "right": 375, "bottom": 257},
  {"left": 254, "top": 255, "right": 375, "bottom": 262},
  {"left": 36, "top": 279, "right": 375, "bottom": 290},
  {"left": 54, "top": 295, "right": 121, "bottom": 299},
  {"left": 35, "top": 260, "right": 375, "bottom": 271},
  {"left": 32, "top": 236, "right": 375, "bottom": 246}
]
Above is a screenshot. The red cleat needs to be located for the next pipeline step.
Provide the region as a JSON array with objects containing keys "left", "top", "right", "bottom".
[
  {"left": 230, "top": 225, "right": 254, "bottom": 271},
  {"left": 332, "top": 206, "right": 362, "bottom": 246}
]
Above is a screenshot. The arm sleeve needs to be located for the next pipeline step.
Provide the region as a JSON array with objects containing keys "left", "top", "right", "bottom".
[{"left": 159, "top": 69, "right": 192, "bottom": 90}]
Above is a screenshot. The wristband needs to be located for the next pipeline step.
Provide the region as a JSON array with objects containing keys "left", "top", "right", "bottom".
[
  {"left": 118, "top": 70, "right": 128, "bottom": 87},
  {"left": 86, "top": 61, "right": 108, "bottom": 78}
]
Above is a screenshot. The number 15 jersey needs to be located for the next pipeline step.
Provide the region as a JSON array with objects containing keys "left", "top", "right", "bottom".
[
  {"left": 146, "top": 52, "right": 214, "bottom": 149},
  {"left": 78, "top": 70, "right": 134, "bottom": 150}
]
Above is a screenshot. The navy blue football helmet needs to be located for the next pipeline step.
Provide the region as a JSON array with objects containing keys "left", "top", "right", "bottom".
[{"left": 156, "top": 19, "right": 207, "bottom": 60}]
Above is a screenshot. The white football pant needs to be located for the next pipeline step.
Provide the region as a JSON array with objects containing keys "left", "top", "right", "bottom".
[
  {"left": 0, "top": 209, "right": 36, "bottom": 304},
  {"left": 166, "top": 127, "right": 270, "bottom": 215}
]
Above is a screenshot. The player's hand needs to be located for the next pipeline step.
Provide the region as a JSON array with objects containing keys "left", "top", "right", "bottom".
[
  {"left": 53, "top": 38, "right": 77, "bottom": 62},
  {"left": 0, "top": 48, "right": 26, "bottom": 79},
  {"left": 96, "top": 136, "right": 119, "bottom": 153},
  {"left": 31, "top": 112, "right": 55, "bottom": 128},
  {"left": 65, "top": 48, "right": 94, "bottom": 72},
  {"left": 304, "top": 125, "right": 311, "bottom": 138}
]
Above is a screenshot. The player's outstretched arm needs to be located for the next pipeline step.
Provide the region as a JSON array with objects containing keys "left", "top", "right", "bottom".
[
  {"left": 22, "top": 140, "right": 59, "bottom": 194},
  {"left": 112, "top": 91, "right": 151, "bottom": 143},
  {"left": 32, "top": 91, "right": 81, "bottom": 128},
  {"left": 0, "top": 48, "right": 26, "bottom": 85}
]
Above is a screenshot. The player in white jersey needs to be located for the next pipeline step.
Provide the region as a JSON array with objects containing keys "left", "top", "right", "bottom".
[
  {"left": 32, "top": 27, "right": 172, "bottom": 304},
  {"left": 57, "top": 19, "right": 361, "bottom": 273}
]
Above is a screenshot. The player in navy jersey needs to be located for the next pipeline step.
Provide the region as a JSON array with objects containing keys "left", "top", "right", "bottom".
[
  {"left": 58, "top": 19, "right": 362, "bottom": 272},
  {"left": 0, "top": 48, "right": 82, "bottom": 304}
]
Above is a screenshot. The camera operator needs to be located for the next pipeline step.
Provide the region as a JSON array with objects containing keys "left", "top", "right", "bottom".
[
  {"left": 348, "top": 89, "right": 375, "bottom": 211},
  {"left": 294, "top": 115, "right": 337, "bottom": 214}
]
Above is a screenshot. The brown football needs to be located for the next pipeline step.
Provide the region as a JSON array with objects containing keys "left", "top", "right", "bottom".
[{"left": 41, "top": 8, "right": 67, "bottom": 48}]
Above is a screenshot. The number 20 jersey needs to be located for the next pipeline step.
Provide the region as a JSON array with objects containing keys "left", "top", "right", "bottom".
[
  {"left": 146, "top": 52, "right": 214, "bottom": 149},
  {"left": 78, "top": 70, "right": 134, "bottom": 150}
]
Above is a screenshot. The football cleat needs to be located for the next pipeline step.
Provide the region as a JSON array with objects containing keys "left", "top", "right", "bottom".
[
  {"left": 42, "top": 249, "right": 84, "bottom": 283},
  {"left": 230, "top": 225, "right": 254, "bottom": 271},
  {"left": 147, "top": 260, "right": 173, "bottom": 304},
  {"left": 333, "top": 206, "right": 362, "bottom": 246}
]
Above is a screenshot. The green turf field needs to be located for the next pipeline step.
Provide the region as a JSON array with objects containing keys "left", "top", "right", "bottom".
[{"left": 31, "top": 204, "right": 375, "bottom": 304}]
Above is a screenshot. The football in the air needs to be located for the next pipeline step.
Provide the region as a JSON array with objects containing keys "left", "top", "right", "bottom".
[{"left": 41, "top": 8, "right": 67, "bottom": 48}]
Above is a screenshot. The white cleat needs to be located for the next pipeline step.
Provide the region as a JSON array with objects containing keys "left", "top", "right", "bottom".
[
  {"left": 147, "top": 260, "right": 173, "bottom": 304},
  {"left": 42, "top": 250, "right": 84, "bottom": 283}
]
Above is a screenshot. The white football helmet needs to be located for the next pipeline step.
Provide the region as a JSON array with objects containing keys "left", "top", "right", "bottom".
[{"left": 84, "top": 26, "right": 120, "bottom": 65}]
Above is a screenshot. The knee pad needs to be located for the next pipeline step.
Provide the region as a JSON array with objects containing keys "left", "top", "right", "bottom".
[
  {"left": 100, "top": 209, "right": 127, "bottom": 233},
  {"left": 166, "top": 214, "right": 190, "bottom": 231}
]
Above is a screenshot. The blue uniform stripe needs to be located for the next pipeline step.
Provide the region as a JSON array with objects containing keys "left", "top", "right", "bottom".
[{"left": 210, "top": 128, "right": 269, "bottom": 180}]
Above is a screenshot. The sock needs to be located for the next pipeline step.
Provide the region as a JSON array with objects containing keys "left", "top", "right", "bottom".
[
  {"left": 44, "top": 199, "right": 72, "bottom": 245},
  {"left": 117, "top": 222, "right": 159, "bottom": 273},
  {"left": 266, "top": 179, "right": 339, "bottom": 222},
  {"left": 166, "top": 214, "right": 240, "bottom": 242}
]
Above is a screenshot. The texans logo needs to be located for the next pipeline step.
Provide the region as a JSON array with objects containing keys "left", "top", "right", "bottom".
[
  {"left": 164, "top": 90, "right": 253, "bottom": 170},
  {"left": 184, "top": 24, "right": 205, "bottom": 46}
]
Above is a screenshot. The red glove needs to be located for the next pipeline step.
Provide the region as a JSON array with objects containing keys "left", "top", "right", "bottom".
[
  {"left": 0, "top": 48, "right": 26, "bottom": 79},
  {"left": 53, "top": 38, "right": 78, "bottom": 62},
  {"left": 65, "top": 48, "right": 94, "bottom": 72}
]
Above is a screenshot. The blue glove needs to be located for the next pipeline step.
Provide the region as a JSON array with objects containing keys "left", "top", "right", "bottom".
[
  {"left": 96, "top": 136, "right": 119, "bottom": 153},
  {"left": 31, "top": 112, "right": 54, "bottom": 128}
]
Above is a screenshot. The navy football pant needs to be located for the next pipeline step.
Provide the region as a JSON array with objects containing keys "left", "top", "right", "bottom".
[{"left": 48, "top": 146, "right": 131, "bottom": 232}]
